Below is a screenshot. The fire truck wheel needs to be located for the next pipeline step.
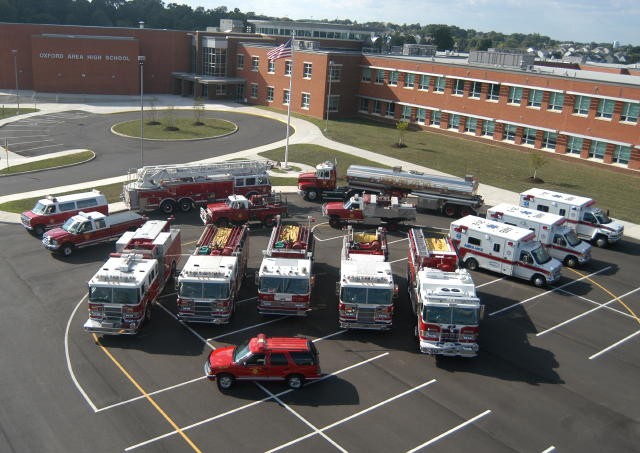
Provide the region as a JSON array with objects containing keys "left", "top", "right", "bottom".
[
  {"left": 216, "top": 373, "right": 235, "bottom": 391},
  {"left": 443, "top": 205, "right": 457, "bottom": 217},
  {"left": 305, "top": 189, "right": 319, "bottom": 201},
  {"left": 34, "top": 225, "right": 45, "bottom": 237},
  {"left": 61, "top": 243, "right": 74, "bottom": 257},
  {"left": 531, "top": 274, "right": 546, "bottom": 288},
  {"left": 458, "top": 206, "right": 474, "bottom": 217},
  {"left": 263, "top": 215, "right": 275, "bottom": 227},
  {"left": 465, "top": 258, "right": 479, "bottom": 271},
  {"left": 286, "top": 374, "right": 305, "bottom": 389},
  {"left": 594, "top": 235, "right": 608, "bottom": 248},
  {"left": 178, "top": 199, "right": 193, "bottom": 213},
  {"left": 564, "top": 255, "right": 579, "bottom": 268},
  {"left": 144, "top": 305, "right": 152, "bottom": 324},
  {"left": 160, "top": 200, "right": 176, "bottom": 214}
]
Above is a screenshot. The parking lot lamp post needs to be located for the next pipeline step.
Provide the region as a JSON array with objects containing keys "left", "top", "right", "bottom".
[
  {"left": 11, "top": 49, "right": 19, "bottom": 114},
  {"left": 138, "top": 56, "right": 145, "bottom": 167}
]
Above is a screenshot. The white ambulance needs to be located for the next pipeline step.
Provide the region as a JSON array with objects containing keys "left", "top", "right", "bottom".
[
  {"left": 519, "top": 188, "right": 623, "bottom": 247},
  {"left": 487, "top": 203, "right": 591, "bottom": 268},
  {"left": 450, "top": 215, "right": 562, "bottom": 287}
]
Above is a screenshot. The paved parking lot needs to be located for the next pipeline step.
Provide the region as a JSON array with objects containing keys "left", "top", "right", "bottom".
[{"left": 1, "top": 198, "right": 638, "bottom": 453}]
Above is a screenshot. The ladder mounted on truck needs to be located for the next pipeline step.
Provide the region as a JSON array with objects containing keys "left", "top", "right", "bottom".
[
  {"left": 130, "top": 160, "right": 271, "bottom": 188},
  {"left": 265, "top": 216, "right": 314, "bottom": 259},
  {"left": 196, "top": 224, "right": 248, "bottom": 256}
]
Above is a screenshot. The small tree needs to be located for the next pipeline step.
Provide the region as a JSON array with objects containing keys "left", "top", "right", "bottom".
[
  {"left": 147, "top": 100, "right": 160, "bottom": 125},
  {"left": 192, "top": 99, "right": 205, "bottom": 125},
  {"left": 163, "top": 105, "right": 178, "bottom": 131},
  {"left": 529, "top": 150, "right": 548, "bottom": 182},
  {"left": 396, "top": 120, "right": 409, "bottom": 147}
]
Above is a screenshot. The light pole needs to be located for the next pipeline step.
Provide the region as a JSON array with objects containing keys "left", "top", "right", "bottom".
[
  {"left": 11, "top": 49, "right": 19, "bottom": 114},
  {"left": 324, "top": 60, "right": 333, "bottom": 132},
  {"left": 138, "top": 56, "right": 145, "bottom": 167}
]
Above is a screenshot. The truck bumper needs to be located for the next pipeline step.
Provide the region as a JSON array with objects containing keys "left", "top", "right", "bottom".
[
  {"left": 178, "top": 313, "right": 231, "bottom": 324},
  {"left": 257, "top": 305, "right": 309, "bottom": 316},
  {"left": 339, "top": 320, "right": 392, "bottom": 331},
  {"left": 83, "top": 318, "right": 141, "bottom": 335},
  {"left": 419, "top": 340, "right": 479, "bottom": 357}
]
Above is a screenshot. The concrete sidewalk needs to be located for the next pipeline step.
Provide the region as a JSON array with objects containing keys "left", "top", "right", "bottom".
[{"left": 1, "top": 93, "right": 638, "bottom": 240}]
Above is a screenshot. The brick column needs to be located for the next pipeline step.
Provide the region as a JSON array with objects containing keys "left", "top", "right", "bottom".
[
  {"left": 628, "top": 147, "right": 640, "bottom": 170},
  {"left": 602, "top": 143, "right": 615, "bottom": 164},
  {"left": 580, "top": 139, "right": 591, "bottom": 159},
  {"left": 556, "top": 134, "right": 568, "bottom": 154},
  {"left": 494, "top": 122, "right": 504, "bottom": 140},
  {"left": 441, "top": 112, "right": 450, "bottom": 129}
]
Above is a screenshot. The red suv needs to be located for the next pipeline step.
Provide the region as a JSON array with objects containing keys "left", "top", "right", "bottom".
[{"left": 204, "top": 333, "right": 321, "bottom": 391}]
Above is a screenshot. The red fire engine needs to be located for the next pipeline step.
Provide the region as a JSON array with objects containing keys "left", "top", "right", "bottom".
[
  {"left": 176, "top": 224, "right": 249, "bottom": 324},
  {"left": 84, "top": 219, "right": 182, "bottom": 335},
  {"left": 256, "top": 216, "right": 315, "bottom": 316},
  {"left": 122, "top": 160, "right": 272, "bottom": 214}
]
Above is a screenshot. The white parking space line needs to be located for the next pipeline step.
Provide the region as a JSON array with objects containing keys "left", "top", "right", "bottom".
[
  {"left": 206, "top": 316, "right": 288, "bottom": 342},
  {"left": 589, "top": 329, "right": 640, "bottom": 360},
  {"left": 155, "top": 300, "right": 216, "bottom": 350},
  {"left": 236, "top": 296, "right": 257, "bottom": 304},
  {"left": 405, "top": 409, "right": 492, "bottom": 452},
  {"left": 314, "top": 232, "right": 346, "bottom": 242},
  {"left": 542, "top": 446, "right": 556, "bottom": 452},
  {"left": 476, "top": 277, "right": 506, "bottom": 288},
  {"left": 489, "top": 267, "right": 612, "bottom": 317},
  {"left": 266, "top": 379, "right": 437, "bottom": 452},
  {"left": 554, "top": 287, "right": 640, "bottom": 320},
  {"left": 536, "top": 287, "right": 640, "bottom": 337},
  {"left": 388, "top": 238, "right": 408, "bottom": 245},
  {"left": 312, "top": 329, "right": 347, "bottom": 342},
  {"left": 389, "top": 257, "right": 407, "bottom": 264},
  {"left": 17, "top": 143, "right": 64, "bottom": 152},
  {"left": 96, "top": 376, "right": 208, "bottom": 413},
  {"left": 256, "top": 382, "right": 348, "bottom": 452},
  {"left": 125, "top": 353, "right": 389, "bottom": 451},
  {"left": 6, "top": 139, "right": 55, "bottom": 146},
  {"left": 0, "top": 134, "right": 48, "bottom": 139}
]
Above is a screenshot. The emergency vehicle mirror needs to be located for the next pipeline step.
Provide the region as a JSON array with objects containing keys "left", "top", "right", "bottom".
[
  {"left": 254, "top": 271, "right": 259, "bottom": 286},
  {"left": 480, "top": 305, "right": 485, "bottom": 320},
  {"left": 335, "top": 282, "right": 340, "bottom": 296}
]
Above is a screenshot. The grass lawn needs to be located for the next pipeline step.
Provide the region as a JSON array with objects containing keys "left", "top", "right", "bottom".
[
  {"left": 0, "top": 107, "right": 38, "bottom": 119},
  {"left": 112, "top": 117, "right": 236, "bottom": 139},
  {"left": 0, "top": 151, "right": 94, "bottom": 175}
]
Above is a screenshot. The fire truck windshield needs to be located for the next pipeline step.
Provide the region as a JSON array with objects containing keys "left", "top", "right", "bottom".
[
  {"left": 32, "top": 201, "right": 49, "bottom": 215},
  {"left": 341, "top": 287, "right": 392, "bottom": 305},
  {"left": 259, "top": 277, "right": 309, "bottom": 294},
  {"left": 233, "top": 339, "right": 252, "bottom": 362},
  {"left": 63, "top": 217, "right": 87, "bottom": 234},
  {"left": 89, "top": 286, "right": 139, "bottom": 304},
  {"left": 531, "top": 245, "right": 552, "bottom": 265},
  {"left": 179, "top": 281, "right": 230, "bottom": 299},
  {"left": 423, "top": 306, "right": 478, "bottom": 325}
]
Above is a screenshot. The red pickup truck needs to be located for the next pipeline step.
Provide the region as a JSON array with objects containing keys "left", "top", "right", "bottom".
[
  {"left": 200, "top": 193, "right": 287, "bottom": 227},
  {"left": 42, "top": 211, "right": 147, "bottom": 256}
]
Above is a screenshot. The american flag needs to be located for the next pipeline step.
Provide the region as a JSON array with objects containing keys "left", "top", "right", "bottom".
[{"left": 267, "top": 40, "right": 293, "bottom": 61}]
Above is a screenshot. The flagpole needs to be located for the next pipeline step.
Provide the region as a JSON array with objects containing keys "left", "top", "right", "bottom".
[{"left": 284, "top": 31, "right": 294, "bottom": 169}]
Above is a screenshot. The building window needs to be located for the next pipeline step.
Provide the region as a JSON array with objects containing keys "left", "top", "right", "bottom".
[
  {"left": 573, "top": 95, "right": 591, "bottom": 115},
  {"left": 548, "top": 92, "right": 564, "bottom": 111},
  {"left": 612, "top": 145, "right": 631, "bottom": 164},
  {"left": 303, "top": 63, "right": 312, "bottom": 79},
  {"left": 216, "top": 85, "right": 226, "bottom": 95},
  {"left": 359, "top": 98, "right": 369, "bottom": 112},
  {"left": 430, "top": 111, "right": 441, "bottom": 126},
  {"left": 419, "top": 75, "right": 430, "bottom": 90},
  {"left": 389, "top": 71, "right": 399, "bottom": 86},
  {"left": 434, "top": 76, "right": 445, "bottom": 93},
  {"left": 482, "top": 120, "right": 495, "bottom": 137},
  {"left": 401, "top": 105, "right": 411, "bottom": 121},
  {"left": 596, "top": 99, "right": 615, "bottom": 119},
  {"left": 373, "top": 100, "right": 382, "bottom": 114},
  {"left": 404, "top": 73, "right": 415, "bottom": 88},
  {"left": 527, "top": 89, "right": 543, "bottom": 108},
  {"left": 470, "top": 81, "right": 481, "bottom": 98},
  {"left": 542, "top": 131, "right": 557, "bottom": 150},
  {"left": 566, "top": 136, "right": 583, "bottom": 155},
  {"left": 301, "top": 93, "right": 310, "bottom": 109},
  {"left": 329, "top": 66, "right": 342, "bottom": 82},
  {"left": 488, "top": 83, "right": 500, "bottom": 101},
  {"left": 362, "top": 67, "right": 371, "bottom": 82},
  {"left": 449, "top": 114, "right": 460, "bottom": 129},
  {"left": 523, "top": 127, "right": 536, "bottom": 145},
  {"left": 508, "top": 87, "right": 523, "bottom": 105},
  {"left": 250, "top": 83, "right": 258, "bottom": 99},
  {"left": 283, "top": 89, "right": 290, "bottom": 105},
  {"left": 251, "top": 56, "right": 259, "bottom": 71},
  {"left": 503, "top": 124, "right": 517, "bottom": 141},
  {"left": 266, "top": 86, "right": 274, "bottom": 102},
  {"left": 416, "top": 108, "right": 426, "bottom": 124},
  {"left": 452, "top": 79, "right": 464, "bottom": 95},
  {"left": 268, "top": 60, "right": 275, "bottom": 73},
  {"left": 327, "top": 95, "right": 339, "bottom": 112},
  {"left": 465, "top": 117, "right": 477, "bottom": 133},
  {"left": 588, "top": 140, "right": 607, "bottom": 159},
  {"left": 386, "top": 102, "right": 395, "bottom": 118},
  {"left": 203, "top": 47, "right": 227, "bottom": 77},
  {"left": 284, "top": 60, "right": 292, "bottom": 76},
  {"left": 620, "top": 102, "right": 639, "bottom": 123},
  {"left": 375, "top": 69, "right": 385, "bottom": 84},
  {"left": 237, "top": 54, "right": 244, "bottom": 70}
]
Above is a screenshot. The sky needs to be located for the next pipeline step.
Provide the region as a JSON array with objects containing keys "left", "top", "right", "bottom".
[{"left": 177, "top": 0, "right": 640, "bottom": 45}]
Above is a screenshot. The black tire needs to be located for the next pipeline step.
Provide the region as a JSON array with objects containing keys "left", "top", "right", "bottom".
[
  {"left": 144, "top": 304, "right": 152, "bottom": 324},
  {"left": 286, "top": 374, "right": 305, "bottom": 390},
  {"left": 179, "top": 198, "right": 193, "bottom": 213},
  {"left": 33, "top": 225, "right": 45, "bottom": 237},
  {"left": 564, "top": 255, "right": 579, "bottom": 268},
  {"left": 216, "top": 218, "right": 229, "bottom": 227},
  {"left": 160, "top": 200, "right": 176, "bottom": 215},
  {"left": 465, "top": 258, "right": 479, "bottom": 271},
  {"left": 263, "top": 215, "right": 275, "bottom": 227},
  {"left": 216, "top": 373, "right": 235, "bottom": 391},
  {"left": 594, "top": 235, "right": 608, "bottom": 248},
  {"left": 306, "top": 189, "right": 319, "bottom": 201},
  {"left": 458, "top": 206, "right": 474, "bottom": 218},
  {"left": 61, "top": 243, "right": 74, "bottom": 257},
  {"left": 531, "top": 274, "right": 546, "bottom": 288},
  {"left": 443, "top": 204, "right": 457, "bottom": 218}
]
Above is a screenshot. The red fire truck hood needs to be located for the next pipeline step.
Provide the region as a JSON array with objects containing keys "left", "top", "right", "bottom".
[
  {"left": 297, "top": 171, "right": 316, "bottom": 182},
  {"left": 323, "top": 201, "right": 344, "bottom": 212},
  {"left": 21, "top": 210, "right": 37, "bottom": 220},
  {"left": 43, "top": 227, "right": 70, "bottom": 241},
  {"left": 208, "top": 346, "right": 235, "bottom": 369},
  {"left": 206, "top": 201, "right": 230, "bottom": 212}
]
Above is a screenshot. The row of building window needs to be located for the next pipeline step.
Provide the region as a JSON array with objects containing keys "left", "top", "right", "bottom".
[
  {"left": 361, "top": 67, "right": 639, "bottom": 124},
  {"left": 239, "top": 55, "right": 343, "bottom": 82},
  {"left": 358, "top": 98, "right": 632, "bottom": 165},
  {"left": 248, "top": 83, "right": 342, "bottom": 112}
]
